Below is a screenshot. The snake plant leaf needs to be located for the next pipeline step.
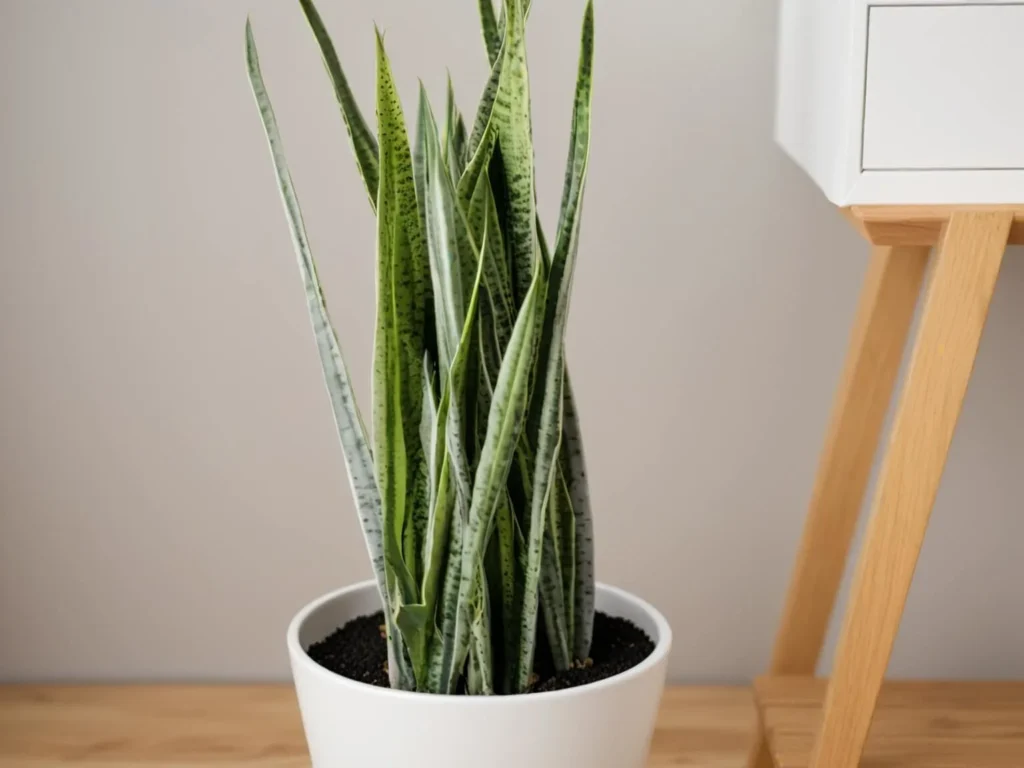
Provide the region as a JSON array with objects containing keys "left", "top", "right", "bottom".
[
  {"left": 424, "top": 101, "right": 477, "bottom": 388},
  {"left": 490, "top": 0, "right": 539, "bottom": 309},
  {"left": 245, "top": 20, "right": 415, "bottom": 690},
  {"left": 562, "top": 372, "right": 594, "bottom": 659},
  {"left": 425, "top": 207, "right": 489, "bottom": 693},
  {"left": 540, "top": 499, "right": 571, "bottom": 667},
  {"left": 468, "top": 572, "right": 495, "bottom": 695},
  {"left": 457, "top": 266, "right": 547, "bottom": 692},
  {"left": 373, "top": 29, "right": 431, "bottom": 659},
  {"left": 550, "top": 6, "right": 596, "bottom": 651},
  {"left": 516, "top": 0, "right": 594, "bottom": 686},
  {"left": 413, "top": 84, "right": 431, "bottom": 249},
  {"left": 493, "top": 493, "right": 520, "bottom": 693},
  {"left": 430, "top": 503, "right": 463, "bottom": 692},
  {"left": 480, "top": 0, "right": 535, "bottom": 66},
  {"left": 466, "top": 33, "right": 504, "bottom": 169},
  {"left": 468, "top": 171, "right": 515, "bottom": 353},
  {"left": 479, "top": 0, "right": 502, "bottom": 67},
  {"left": 444, "top": 76, "right": 468, "bottom": 182},
  {"left": 298, "top": 0, "right": 379, "bottom": 211}
]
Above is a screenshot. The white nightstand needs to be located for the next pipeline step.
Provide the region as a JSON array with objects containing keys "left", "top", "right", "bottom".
[
  {"left": 778, "top": 0, "right": 1024, "bottom": 204},
  {"left": 751, "top": 2, "right": 1024, "bottom": 767}
]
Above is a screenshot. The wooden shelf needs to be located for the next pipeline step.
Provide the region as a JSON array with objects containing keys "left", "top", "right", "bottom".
[
  {"left": 0, "top": 685, "right": 756, "bottom": 767},
  {"left": 755, "top": 677, "right": 1024, "bottom": 768}
]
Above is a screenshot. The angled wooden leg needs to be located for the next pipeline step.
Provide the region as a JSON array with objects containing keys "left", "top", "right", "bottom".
[
  {"left": 746, "top": 244, "right": 928, "bottom": 768},
  {"left": 808, "top": 211, "right": 1012, "bottom": 768}
]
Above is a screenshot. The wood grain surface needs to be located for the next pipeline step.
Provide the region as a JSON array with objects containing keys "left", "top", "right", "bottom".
[
  {"left": 0, "top": 685, "right": 756, "bottom": 767},
  {"left": 842, "top": 204, "right": 1024, "bottom": 246},
  {"left": 810, "top": 211, "right": 1011, "bottom": 768},
  {"left": 756, "top": 677, "right": 1024, "bottom": 768}
]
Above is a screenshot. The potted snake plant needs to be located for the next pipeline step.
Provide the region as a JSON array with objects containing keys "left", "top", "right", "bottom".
[{"left": 246, "top": 0, "right": 671, "bottom": 765}]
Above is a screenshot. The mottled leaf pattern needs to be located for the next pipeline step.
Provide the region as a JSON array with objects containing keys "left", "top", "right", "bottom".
[
  {"left": 245, "top": 21, "right": 414, "bottom": 690},
  {"left": 299, "top": 0, "right": 379, "bottom": 210},
  {"left": 373, "top": 29, "right": 432, "bottom": 683},
  {"left": 249, "top": 0, "right": 597, "bottom": 695}
]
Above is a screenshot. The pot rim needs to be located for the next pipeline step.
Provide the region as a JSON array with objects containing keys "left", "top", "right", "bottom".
[{"left": 287, "top": 579, "right": 672, "bottom": 704}]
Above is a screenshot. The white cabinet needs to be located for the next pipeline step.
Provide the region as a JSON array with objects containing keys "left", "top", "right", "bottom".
[{"left": 776, "top": 0, "right": 1024, "bottom": 204}]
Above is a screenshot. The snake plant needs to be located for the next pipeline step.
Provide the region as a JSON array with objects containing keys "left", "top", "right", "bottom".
[{"left": 246, "top": 0, "right": 595, "bottom": 695}]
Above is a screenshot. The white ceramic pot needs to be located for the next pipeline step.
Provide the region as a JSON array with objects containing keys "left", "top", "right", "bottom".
[{"left": 288, "top": 580, "right": 671, "bottom": 768}]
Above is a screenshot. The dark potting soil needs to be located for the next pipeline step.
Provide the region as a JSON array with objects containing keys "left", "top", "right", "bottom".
[{"left": 306, "top": 610, "right": 655, "bottom": 694}]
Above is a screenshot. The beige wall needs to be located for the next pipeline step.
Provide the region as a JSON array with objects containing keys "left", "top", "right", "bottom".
[{"left": 2, "top": 0, "right": 1023, "bottom": 683}]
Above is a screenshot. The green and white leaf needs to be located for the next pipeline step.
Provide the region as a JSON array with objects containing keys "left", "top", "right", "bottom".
[
  {"left": 245, "top": 20, "right": 414, "bottom": 690},
  {"left": 299, "top": 0, "right": 379, "bottom": 210},
  {"left": 373, "top": 28, "right": 432, "bottom": 683},
  {"left": 563, "top": 372, "right": 594, "bottom": 659},
  {"left": 455, "top": 266, "right": 546, "bottom": 690}
]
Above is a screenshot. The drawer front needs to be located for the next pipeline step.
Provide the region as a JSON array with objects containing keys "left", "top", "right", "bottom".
[{"left": 862, "top": 3, "right": 1024, "bottom": 171}]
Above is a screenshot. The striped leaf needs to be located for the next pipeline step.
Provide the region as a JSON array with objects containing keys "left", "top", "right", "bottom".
[
  {"left": 561, "top": 373, "right": 594, "bottom": 659},
  {"left": 298, "top": 0, "right": 379, "bottom": 211},
  {"left": 413, "top": 85, "right": 431, "bottom": 252},
  {"left": 245, "top": 20, "right": 415, "bottom": 689},
  {"left": 468, "top": 171, "right": 515, "bottom": 353},
  {"left": 516, "top": 0, "right": 595, "bottom": 687},
  {"left": 467, "top": 571, "right": 495, "bottom": 694},
  {"left": 479, "top": 0, "right": 502, "bottom": 67},
  {"left": 455, "top": 266, "right": 547, "bottom": 691},
  {"left": 489, "top": 0, "right": 538, "bottom": 310},
  {"left": 444, "top": 76, "right": 468, "bottom": 182},
  {"left": 477, "top": 0, "right": 534, "bottom": 77},
  {"left": 424, "top": 206, "right": 490, "bottom": 694},
  {"left": 373, "top": 29, "right": 433, "bottom": 682},
  {"left": 492, "top": 493, "right": 520, "bottom": 693}
]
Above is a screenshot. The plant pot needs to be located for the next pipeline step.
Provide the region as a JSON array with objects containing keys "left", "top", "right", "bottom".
[{"left": 287, "top": 580, "right": 672, "bottom": 768}]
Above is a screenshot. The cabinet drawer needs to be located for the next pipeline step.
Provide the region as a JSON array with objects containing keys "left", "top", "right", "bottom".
[{"left": 862, "top": 3, "right": 1024, "bottom": 171}]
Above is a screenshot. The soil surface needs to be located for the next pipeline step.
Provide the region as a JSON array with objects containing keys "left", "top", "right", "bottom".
[{"left": 306, "top": 610, "right": 655, "bottom": 694}]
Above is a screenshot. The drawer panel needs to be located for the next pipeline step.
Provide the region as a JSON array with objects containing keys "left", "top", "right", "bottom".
[{"left": 862, "top": 3, "right": 1024, "bottom": 171}]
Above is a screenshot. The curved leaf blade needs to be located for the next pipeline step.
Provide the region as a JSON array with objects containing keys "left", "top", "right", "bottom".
[
  {"left": 373, "top": 28, "right": 432, "bottom": 682},
  {"left": 299, "top": 0, "right": 379, "bottom": 211},
  {"left": 245, "top": 19, "right": 413, "bottom": 689},
  {"left": 563, "top": 373, "right": 594, "bottom": 659}
]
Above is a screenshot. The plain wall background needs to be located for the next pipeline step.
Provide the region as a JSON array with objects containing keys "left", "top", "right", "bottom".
[{"left": 2, "top": 0, "right": 1023, "bottom": 683}]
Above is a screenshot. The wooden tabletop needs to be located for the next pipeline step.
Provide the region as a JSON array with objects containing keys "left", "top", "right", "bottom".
[{"left": 0, "top": 685, "right": 755, "bottom": 767}]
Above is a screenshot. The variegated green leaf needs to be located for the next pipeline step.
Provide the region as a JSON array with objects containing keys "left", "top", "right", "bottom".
[
  {"left": 467, "top": 573, "right": 495, "bottom": 695},
  {"left": 299, "top": 0, "right": 379, "bottom": 210},
  {"left": 479, "top": 0, "right": 502, "bottom": 67},
  {"left": 456, "top": 265, "right": 547, "bottom": 691},
  {"left": 423, "top": 102, "right": 477, "bottom": 388},
  {"left": 480, "top": 0, "right": 535, "bottom": 66},
  {"left": 424, "top": 200, "right": 489, "bottom": 693},
  {"left": 492, "top": 493, "right": 519, "bottom": 693},
  {"left": 413, "top": 85, "right": 431, "bottom": 249},
  {"left": 491, "top": 0, "right": 538, "bottom": 309},
  {"left": 517, "top": 0, "right": 595, "bottom": 686},
  {"left": 468, "top": 171, "right": 515, "bottom": 353},
  {"left": 245, "top": 20, "right": 415, "bottom": 689},
  {"left": 444, "top": 76, "right": 468, "bottom": 182},
  {"left": 552, "top": 10, "right": 595, "bottom": 665},
  {"left": 373, "top": 29, "right": 432, "bottom": 682},
  {"left": 562, "top": 373, "right": 594, "bottom": 659}
]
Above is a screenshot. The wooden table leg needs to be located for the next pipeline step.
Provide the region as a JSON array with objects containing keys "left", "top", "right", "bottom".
[
  {"left": 808, "top": 211, "right": 1012, "bottom": 768},
  {"left": 747, "top": 244, "right": 929, "bottom": 767}
]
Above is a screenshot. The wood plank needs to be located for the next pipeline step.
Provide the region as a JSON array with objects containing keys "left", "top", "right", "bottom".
[
  {"left": 0, "top": 685, "right": 757, "bottom": 767},
  {"left": 747, "top": 244, "right": 929, "bottom": 768},
  {"left": 842, "top": 204, "right": 1024, "bottom": 246},
  {"left": 810, "top": 211, "right": 1012, "bottom": 768},
  {"left": 756, "top": 677, "right": 1024, "bottom": 768}
]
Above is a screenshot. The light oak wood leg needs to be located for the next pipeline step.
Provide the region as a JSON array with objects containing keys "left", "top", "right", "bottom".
[
  {"left": 746, "top": 244, "right": 928, "bottom": 768},
  {"left": 771, "top": 244, "right": 930, "bottom": 674},
  {"left": 808, "top": 211, "right": 1012, "bottom": 768}
]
